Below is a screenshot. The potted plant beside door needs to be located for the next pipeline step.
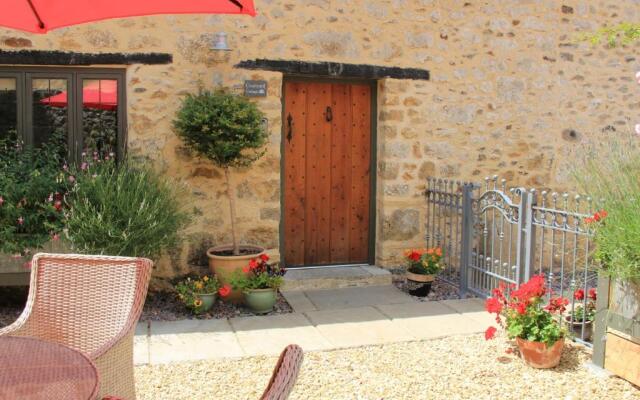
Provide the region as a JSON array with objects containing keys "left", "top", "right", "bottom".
[
  {"left": 228, "top": 253, "right": 286, "bottom": 314},
  {"left": 403, "top": 248, "right": 443, "bottom": 297},
  {"left": 174, "top": 90, "right": 268, "bottom": 303}
]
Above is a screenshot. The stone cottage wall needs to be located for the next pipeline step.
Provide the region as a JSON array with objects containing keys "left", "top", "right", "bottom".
[{"left": 1, "top": 0, "right": 639, "bottom": 277}]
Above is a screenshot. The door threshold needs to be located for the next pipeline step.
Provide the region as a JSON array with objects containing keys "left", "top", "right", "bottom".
[{"left": 292, "top": 263, "right": 370, "bottom": 270}]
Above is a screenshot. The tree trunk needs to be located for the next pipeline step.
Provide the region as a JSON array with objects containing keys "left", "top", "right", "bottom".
[{"left": 224, "top": 167, "right": 240, "bottom": 256}]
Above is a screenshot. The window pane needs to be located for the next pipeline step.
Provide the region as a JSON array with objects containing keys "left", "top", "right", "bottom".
[
  {"left": 81, "top": 79, "right": 118, "bottom": 159},
  {"left": 32, "top": 78, "right": 69, "bottom": 148},
  {"left": 0, "top": 78, "right": 18, "bottom": 140}
]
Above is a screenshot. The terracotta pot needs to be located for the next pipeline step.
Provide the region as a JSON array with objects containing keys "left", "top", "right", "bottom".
[
  {"left": 207, "top": 245, "right": 264, "bottom": 303},
  {"left": 516, "top": 337, "right": 564, "bottom": 369},
  {"left": 565, "top": 316, "right": 593, "bottom": 341}
]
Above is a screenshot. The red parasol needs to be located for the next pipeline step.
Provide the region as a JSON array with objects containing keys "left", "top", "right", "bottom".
[
  {"left": 40, "top": 80, "right": 118, "bottom": 111},
  {"left": 0, "top": 0, "right": 256, "bottom": 33}
]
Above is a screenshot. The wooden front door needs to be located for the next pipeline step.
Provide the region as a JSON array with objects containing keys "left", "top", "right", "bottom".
[{"left": 283, "top": 80, "right": 373, "bottom": 267}]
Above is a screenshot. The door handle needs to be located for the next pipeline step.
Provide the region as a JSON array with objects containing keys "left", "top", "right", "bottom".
[
  {"left": 326, "top": 106, "right": 333, "bottom": 122},
  {"left": 287, "top": 113, "right": 293, "bottom": 143}
]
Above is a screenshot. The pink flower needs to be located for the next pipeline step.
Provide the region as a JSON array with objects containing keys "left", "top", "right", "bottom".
[
  {"left": 52, "top": 233, "right": 60, "bottom": 241},
  {"left": 81, "top": 162, "right": 88, "bottom": 171},
  {"left": 17, "top": 217, "right": 24, "bottom": 225},
  {"left": 68, "top": 175, "right": 75, "bottom": 183}
]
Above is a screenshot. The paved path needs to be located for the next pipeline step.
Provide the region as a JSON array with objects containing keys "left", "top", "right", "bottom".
[{"left": 134, "top": 286, "right": 492, "bottom": 365}]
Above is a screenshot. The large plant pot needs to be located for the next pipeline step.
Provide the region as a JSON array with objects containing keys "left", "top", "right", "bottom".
[
  {"left": 207, "top": 245, "right": 264, "bottom": 303},
  {"left": 516, "top": 337, "right": 564, "bottom": 369},
  {"left": 565, "top": 316, "right": 593, "bottom": 342},
  {"left": 406, "top": 271, "right": 435, "bottom": 297},
  {"left": 244, "top": 288, "right": 277, "bottom": 314}
]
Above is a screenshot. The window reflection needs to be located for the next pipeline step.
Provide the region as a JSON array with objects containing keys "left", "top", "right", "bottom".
[
  {"left": 81, "top": 79, "right": 118, "bottom": 159},
  {"left": 0, "top": 78, "right": 17, "bottom": 140},
  {"left": 33, "top": 78, "right": 68, "bottom": 149}
]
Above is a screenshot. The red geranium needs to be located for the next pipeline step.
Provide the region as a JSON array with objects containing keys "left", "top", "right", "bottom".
[
  {"left": 544, "top": 297, "right": 569, "bottom": 313},
  {"left": 574, "top": 288, "right": 585, "bottom": 301},
  {"left": 485, "top": 275, "right": 567, "bottom": 346},
  {"left": 485, "top": 297, "right": 503, "bottom": 314},
  {"left": 218, "top": 284, "right": 231, "bottom": 297},
  {"left": 485, "top": 326, "right": 497, "bottom": 340},
  {"left": 588, "top": 288, "right": 597, "bottom": 301}
]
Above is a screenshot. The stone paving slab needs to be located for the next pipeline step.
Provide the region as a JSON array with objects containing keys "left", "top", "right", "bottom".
[
  {"left": 230, "top": 314, "right": 331, "bottom": 355},
  {"left": 280, "top": 290, "right": 317, "bottom": 312},
  {"left": 305, "top": 306, "right": 414, "bottom": 347},
  {"left": 377, "top": 302, "right": 487, "bottom": 340},
  {"left": 440, "top": 298, "right": 495, "bottom": 326},
  {"left": 147, "top": 319, "right": 243, "bottom": 364},
  {"left": 134, "top": 298, "right": 491, "bottom": 365},
  {"left": 283, "top": 266, "right": 392, "bottom": 290},
  {"left": 303, "top": 285, "right": 415, "bottom": 311}
]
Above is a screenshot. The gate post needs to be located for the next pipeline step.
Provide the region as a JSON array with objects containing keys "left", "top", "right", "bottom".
[
  {"left": 522, "top": 190, "right": 537, "bottom": 281},
  {"left": 515, "top": 188, "right": 537, "bottom": 284},
  {"left": 459, "top": 183, "right": 475, "bottom": 296}
]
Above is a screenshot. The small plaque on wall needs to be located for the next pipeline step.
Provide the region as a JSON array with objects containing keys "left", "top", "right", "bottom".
[{"left": 244, "top": 80, "right": 267, "bottom": 97}]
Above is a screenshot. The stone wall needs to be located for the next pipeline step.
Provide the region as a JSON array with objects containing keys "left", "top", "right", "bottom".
[{"left": 1, "top": 0, "right": 639, "bottom": 275}]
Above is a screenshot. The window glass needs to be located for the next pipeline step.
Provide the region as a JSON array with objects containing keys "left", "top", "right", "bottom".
[
  {"left": 32, "top": 78, "right": 69, "bottom": 149},
  {"left": 81, "top": 79, "right": 118, "bottom": 159},
  {"left": 0, "top": 78, "right": 18, "bottom": 140}
]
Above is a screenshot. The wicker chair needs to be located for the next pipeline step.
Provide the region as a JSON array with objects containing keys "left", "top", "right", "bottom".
[
  {"left": 102, "top": 344, "right": 304, "bottom": 400},
  {"left": 260, "top": 344, "right": 304, "bottom": 400},
  {"left": 0, "top": 253, "right": 153, "bottom": 400}
]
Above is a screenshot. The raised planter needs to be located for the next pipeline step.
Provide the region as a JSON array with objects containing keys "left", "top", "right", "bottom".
[
  {"left": 600, "top": 278, "right": 640, "bottom": 386},
  {"left": 0, "top": 240, "right": 69, "bottom": 286}
]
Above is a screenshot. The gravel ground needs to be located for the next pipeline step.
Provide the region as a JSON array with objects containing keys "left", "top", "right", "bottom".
[
  {"left": 135, "top": 334, "right": 640, "bottom": 400},
  {"left": 391, "top": 269, "right": 475, "bottom": 301},
  {"left": 140, "top": 290, "right": 292, "bottom": 321}
]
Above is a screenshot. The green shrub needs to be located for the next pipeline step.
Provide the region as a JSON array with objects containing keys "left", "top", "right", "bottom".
[
  {"left": 572, "top": 132, "right": 640, "bottom": 281},
  {"left": 174, "top": 90, "right": 267, "bottom": 255},
  {"left": 65, "top": 159, "right": 191, "bottom": 260},
  {"left": 0, "top": 134, "right": 69, "bottom": 255}
]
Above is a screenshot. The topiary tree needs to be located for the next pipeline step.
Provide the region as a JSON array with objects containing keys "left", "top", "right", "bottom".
[{"left": 174, "top": 90, "right": 268, "bottom": 256}]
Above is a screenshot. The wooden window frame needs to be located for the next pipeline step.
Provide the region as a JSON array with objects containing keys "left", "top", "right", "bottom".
[{"left": 0, "top": 67, "right": 127, "bottom": 162}]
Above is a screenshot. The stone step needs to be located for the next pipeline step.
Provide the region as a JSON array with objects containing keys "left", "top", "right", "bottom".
[{"left": 282, "top": 265, "right": 392, "bottom": 291}]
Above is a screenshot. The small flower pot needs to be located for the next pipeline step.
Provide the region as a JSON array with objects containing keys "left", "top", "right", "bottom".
[
  {"left": 244, "top": 288, "right": 277, "bottom": 314},
  {"left": 197, "top": 293, "right": 217, "bottom": 313},
  {"left": 516, "top": 337, "right": 564, "bottom": 369},
  {"left": 406, "top": 271, "right": 435, "bottom": 297},
  {"left": 565, "top": 316, "right": 593, "bottom": 341}
]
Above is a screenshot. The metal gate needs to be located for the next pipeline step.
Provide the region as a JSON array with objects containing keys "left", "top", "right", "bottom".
[{"left": 426, "top": 176, "right": 598, "bottom": 345}]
